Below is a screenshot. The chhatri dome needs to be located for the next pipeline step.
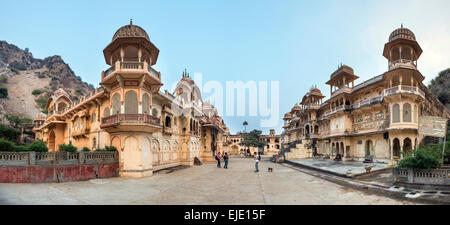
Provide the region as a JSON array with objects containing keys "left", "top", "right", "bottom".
[
  {"left": 112, "top": 19, "right": 150, "bottom": 42},
  {"left": 388, "top": 24, "right": 416, "bottom": 42}
]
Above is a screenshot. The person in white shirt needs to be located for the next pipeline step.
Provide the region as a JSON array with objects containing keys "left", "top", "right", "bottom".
[{"left": 254, "top": 152, "right": 260, "bottom": 173}]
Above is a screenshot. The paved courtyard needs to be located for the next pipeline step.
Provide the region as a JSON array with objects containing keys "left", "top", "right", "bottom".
[
  {"left": 0, "top": 158, "right": 415, "bottom": 205},
  {"left": 288, "top": 158, "right": 389, "bottom": 177}
]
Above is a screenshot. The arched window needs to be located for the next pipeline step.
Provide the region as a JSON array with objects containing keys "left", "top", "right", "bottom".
[
  {"left": 365, "top": 140, "right": 373, "bottom": 157},
  {"left": 165, "top": 116, "right": 171, "bottom": 128},
  {"left": 393, "top": 138, "right": 401, "bottom": 158},
  {"left": 103, "top": 107, "right": 110, "bottom": 117},
  {"left": 124, "top": 45, "right": 139, "bottom": 62},
  {"left": 112, "top": 93, "right": 121, "bottom": 115},
  {"left": 92, "top": 138, "right": 96, "bottom": 149},
  {"left": 142, "top": 93, "right": 150, "bottom": 114},
  {"left": 391, "top": 47, "right": 400, "bottom": 61},
  {"left": 124, "top": 91, "right": 138, "bottom": 114},
  {"left": 403, "top": 103, "right": 411, "bottom": 122},
  {"left": 402, "top": 47, "right": 412, "bottom": 60},
  {"left": 152, "top": 108, "right": 158, "bottom": 117},
  {"left": 414, "top": 105, "right": 418, "bottom": 123},
  {"left": 403, "top": 138, "right": 412, "bottom": 153},
  {"left": 392, "top": 104, "right": 400, "bottom": 123},
  {"left": 91, "top": 112, "right": 96, "bottom": 123},
  {"left": 57, "top": 102, "right": 67, "bottom": 114}
]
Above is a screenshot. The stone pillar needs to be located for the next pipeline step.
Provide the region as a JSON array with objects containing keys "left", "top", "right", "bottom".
[
  {"left": 29, "top": 152, "right": 36, "bottom": 165},
  {"left": 120, "top": 46, "right": 124, "bottom": 62},
  {"left": 400, "top": 142, "right": 404, "bottom": 159},
  {"left": 79, "top": 152, "right": 85, "bottom": 165},
  {"left": 390, "top": 138, "right": 393, "bottom": 160},
  {"left": 407, "top": 168, "right": 414, "bottom": 183}
]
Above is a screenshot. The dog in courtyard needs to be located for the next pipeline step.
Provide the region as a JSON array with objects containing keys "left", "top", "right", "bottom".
[
  {"left": 365, "top": 166, "right": 372, "bottom": 173},
  {"left": 268, "top": 167, "right": 273, "bottom": 172}
]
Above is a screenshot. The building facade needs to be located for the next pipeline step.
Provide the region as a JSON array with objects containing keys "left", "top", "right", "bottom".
[
  {"left": 33, "top": 21, "right": 227, "bottom": 177},
  {"left": 226, "top": 129, "right": 281, "bottom": 156},
  {"left": 282, "top": 26, "right": 450, "bottom": 163}
]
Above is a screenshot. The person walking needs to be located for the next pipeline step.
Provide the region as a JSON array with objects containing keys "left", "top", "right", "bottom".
[
  {"left": 223, "top": 152, "right": 229, "bottom": 169},
  {"left": 215, "top": 152, "right": 221, "bottom": 168},
  {"left": 254, "top": 152, "right": 260, "bottom": 173}
]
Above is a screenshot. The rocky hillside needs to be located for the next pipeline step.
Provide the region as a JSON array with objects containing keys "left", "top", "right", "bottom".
[
  {"left": 0, "top": 40, "right": 94, "bottom": 123},
  {"left": 428, "top": 68, "right": 450, "bottom": 109}
]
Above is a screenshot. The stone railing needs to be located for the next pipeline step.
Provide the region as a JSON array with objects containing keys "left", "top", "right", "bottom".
[
  {"left": 393, "top": 167, "right": 450, "bottom": 185},
  {"left": 351, "top": 95, "right": 383, "bottom": 109},
  {"left": 121, "top": 61, "right": 143, "bottom": 69},
  {"left": 324, "top": 105, "right": 350, "bottom": 117},
  {"left": 103, "top": 61, "right": 161, "bottom": 81},
  {"left": 105, "top": 65, "right": 115, "bottom": 77},
  {"left": 331, "top": 86, "right": 352, "bottom": 98},
  {"left": 100, "top": 114, "right": 161, "bottom": 128},
  {"left": 148, "top": 65, "right": 161, "bottom": 80},
  {"left": 384, "top": 85, "right": 425, "bottom": 99},
  {"left": 0, "top": 151, "right": 119, "bottom": 166},
  {"left": 389, "top": 59, "right": 416, "bottom": 69}
]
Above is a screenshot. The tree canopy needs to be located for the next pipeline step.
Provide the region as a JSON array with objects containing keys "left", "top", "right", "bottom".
[{"left": 239, "top": 129, "right": 267, "bottom": 151}]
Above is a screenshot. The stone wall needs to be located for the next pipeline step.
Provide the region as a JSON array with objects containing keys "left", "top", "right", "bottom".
[{"left": 0, "top": 151, "right": 119, "bottom": 183}]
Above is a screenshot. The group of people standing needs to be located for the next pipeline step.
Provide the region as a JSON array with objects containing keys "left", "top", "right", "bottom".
[
  {"left": 215, "top": 152, "right": 229, "bottom": 169},
  {"left": 214, "top": 151, "right": 261, "bottom": 173}
]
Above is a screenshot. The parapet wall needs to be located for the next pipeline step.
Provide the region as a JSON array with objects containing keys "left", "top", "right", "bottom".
[
  {"left": 0, "top": 163, "right": 119, "bottom": 183},
  {"left": 0, "top": 151, "right": 119, "bottom": 183}
]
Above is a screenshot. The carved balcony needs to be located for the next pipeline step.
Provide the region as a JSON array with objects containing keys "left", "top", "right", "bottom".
[{"left": 100, "top": 114, "right": 162, "bottom": 133}]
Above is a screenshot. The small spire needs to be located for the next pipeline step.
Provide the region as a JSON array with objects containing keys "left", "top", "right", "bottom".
[
  {"left": 130, "top": 18, "right": 133, "bottom": 25},
  {"left": 401, "top": 23, "right": 403, "bottom": 28}
]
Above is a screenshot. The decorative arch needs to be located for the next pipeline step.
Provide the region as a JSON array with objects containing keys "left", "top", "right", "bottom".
[
  {"left": 391, "top": 47, "right": 400, "bottom": 61},
  {"left": 142, "top": 93, "right": 150, "bottom": 114},
  {"left": 91, "top": 112, "right": 97, "bottom": 123},
  {"left": 124, "top": 91, "right": 138, "bottom": 114},
  {"left": 403, "top": 137, "right": 412, "bottom": 153},
  {"left": 365, "top": 140, "right": 373, "bottom": 157},
  {"left": 123, "top": 136, "right": 140, "bottom": 170},
  {"left": 392, "top": 104, "right": 400, "bottom": 123},
  {"left": 393, "top": 138, "right": 401, "bottom": 158},
  {"left": 49, "top": 130, "right": 56, "bottom": 151},
  {"left": 152, "top": 108, "right": 159, "bottom": 117},
  {"left": 103, "top": 107, "right": 110, "bottom": 117},
  {"left": 403, "top": 103, "right": 411, "bottom": 122},
  {"left": 165, "top": 115, "right": 172, "bottom": 127},
  {"left": 152, "top": 139, "right": 160, "bottom": 152},
  {"left": 112, "top": 93, "right": 121, "bottom": 115}
]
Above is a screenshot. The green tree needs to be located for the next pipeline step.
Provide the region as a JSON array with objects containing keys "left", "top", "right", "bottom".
[
  {"left": 58, "top": 143, "right": 78, "bottom": 152},
  {"left": 0, "top": 74, "right": 8, "bottom": 83},
  {"left": 0, "top": 124, "right": 20, "bottom": 142},
  {"left": 35, "top": 96, "right": 48, "bottom": 109},
  {"left": 0, "top": 87, "right": 8, "bottom": 98},
  {"left": 0, "top": 139, "right": 15, "bottom": 152},
  {"left": 6, "top": 114, "right": 32, "bottom": 129},
  {"left": 28, "top": 140, "right": 48, "bottom": 152},
  {"left": 239, "top": 129, "right": 267, "bottom": 154},
  {"left": 32, "top": 89, "right": 42, "bottom": 95}
]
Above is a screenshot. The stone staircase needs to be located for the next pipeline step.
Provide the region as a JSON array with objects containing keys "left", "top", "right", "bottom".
[{"left": 284, "top": 139, "right": 313, "bottom": 160}]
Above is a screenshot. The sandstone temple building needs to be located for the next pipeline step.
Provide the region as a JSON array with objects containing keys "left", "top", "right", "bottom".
[
  {"left": 224, "top": 129, "right": 281, "bottom": 156},
  {"left": 33, "top": 21, "right": 228, "bottom": 177},
  {"left": 282, "top": 26, "right": 450, "bottom": 163}
]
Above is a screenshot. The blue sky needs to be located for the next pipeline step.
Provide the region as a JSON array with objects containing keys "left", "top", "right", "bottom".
[{"left": 1, "top": 0, "right": 449, "bottom": 134}]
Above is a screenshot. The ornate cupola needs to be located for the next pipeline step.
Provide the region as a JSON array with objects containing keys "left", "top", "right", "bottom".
[
  {"left": 383, "top": 25, "right": 422, "bottom": 71},
  {"left": 101, "top": 19, "right": 162, "bottom": 91},
  {"left": 103, "top": 19, "right": 159, "bottom": 66},
  {"left": 326, "top": 64, "right": 359, "bottom": 98}
]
